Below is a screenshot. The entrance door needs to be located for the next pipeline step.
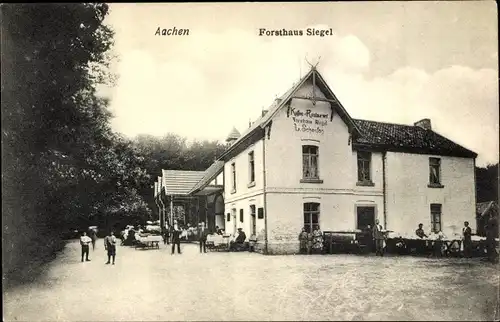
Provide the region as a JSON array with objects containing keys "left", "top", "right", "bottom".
[
  {"left": 357, "top": 206, "right": 375, "bottom": 230},
  {"left": 214, "top": 194, "right": 225, "bottom": 231},
  {"left": 250, "top": 205, "right": 256, "bottom": 235},
  {"left": 232, "top": 208, "right": 237, "bottom": 235}
]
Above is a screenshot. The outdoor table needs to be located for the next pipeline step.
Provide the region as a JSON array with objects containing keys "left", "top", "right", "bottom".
[
  {"left": 135, "top": 235, "right": 162, "bottom": 250},
  {"left": 323, "top": 231, "right": 360, "bottom": 254},
  {"left": 443, "top": 239, "right": 462, "bottom": 256}
]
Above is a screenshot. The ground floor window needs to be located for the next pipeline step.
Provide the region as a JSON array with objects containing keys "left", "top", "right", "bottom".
[
  {"left": 303, "top": 202, "right": 320, "bottom": 233},
  {"left": 430, "top": 203, "right": 442, "bottom": 233}
]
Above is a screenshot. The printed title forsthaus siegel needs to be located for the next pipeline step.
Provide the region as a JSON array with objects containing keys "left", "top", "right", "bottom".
[{"left": 259, "top": 28, "right": 334, "bottom": 37}]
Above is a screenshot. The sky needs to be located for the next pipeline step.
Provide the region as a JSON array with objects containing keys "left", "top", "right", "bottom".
[{"left": 98, "top": 2, "right": 499, "bottom": 166}]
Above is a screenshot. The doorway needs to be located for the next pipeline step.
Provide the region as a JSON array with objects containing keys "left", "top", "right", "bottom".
[
  {"left": 250, "top": 205, "right": 256, "bottom": 235},
  {"left": 214, "top": 194, "right": 225, "bottom": 231},
  {"left": 232, "top": 208, "right": 237, "bottom": 235},
  {"left": 356, "top": 206, "right": 375, "bottom": 230}
]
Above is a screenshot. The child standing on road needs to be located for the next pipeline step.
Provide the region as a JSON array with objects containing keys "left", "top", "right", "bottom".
[
  {"left": 80, "top": 231, "right": 92, "bottom": 262},
  {"left": 104, "top": 231, "right": 117, "bottom": 265}
]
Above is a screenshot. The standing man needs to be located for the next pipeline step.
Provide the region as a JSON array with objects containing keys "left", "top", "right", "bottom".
[
  {"left": 198, "top": 221, "right": 209, "bottom": 253},
  {"left": 104, "top": 231, "right": 117, "bottom": 265},
  {"left": 171, "top": 220, "right": 182, "bottom": 255},
  {"left": 80, "top": 231, "right": 92, "bottom": 262},
  {"left": 372, "top": 219, "right": 385, "bottom": 256},
  {"left": 462, "top": 221, "right": 472, "bottom": 258}
]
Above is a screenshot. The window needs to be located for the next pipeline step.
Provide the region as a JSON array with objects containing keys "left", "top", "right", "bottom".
[
  {"left": 226, "top": 213, "right": 231, "bottom": 222},
  {"left": 430, "top": 204, "right": 442, "bottom": 233},
  {"left": 302, "top": 145, "right": 322, "bottom": 182},
  {"left": 429, "top": 158, "right": 441, "bottom": 186},
  {"left": 357, "top": 151, "right": 373, "bottom": 184},
  {"left": 248, "top": 151, "right": 255, "bottom": 184},
  {"left": 239, "top": 209, "right": 244, "bottom": 223},
  {"left": 303, "top": 202, "right": 320, "bottom": 233},
  {"left": 231, "top": 162, "right": 236, "bottom": 192},
  {"left": 257, "top": 207, "right": 264, "bottom": 219}
]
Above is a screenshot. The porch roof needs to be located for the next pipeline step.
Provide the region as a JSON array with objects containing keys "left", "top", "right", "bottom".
[{"left": 162, "top": 169, "right": 205, "bottom": 196}]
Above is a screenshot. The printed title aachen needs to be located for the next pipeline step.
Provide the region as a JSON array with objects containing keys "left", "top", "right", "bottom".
[{"left": 259, "top": 28, "right": 334, "bottom": 37}]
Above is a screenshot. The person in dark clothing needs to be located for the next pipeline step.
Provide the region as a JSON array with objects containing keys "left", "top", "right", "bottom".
[
  {"left": 299, "top": 227, "right": 308, "bottom": 254},
  {"left": 485, "top": 217, "right": 498, "bottom": 263},
  {"left": 235, "top": 229, "right": 246, "bottom": 243},
  {"left": 104, "top": 231, "right": 117, "bottom": 265},
  {"left": 372, "top": 220, "right": 385, "bottom": 256},
  {"left": 171, "top": 220, "right": 182, "bottom": 255},
  {"left": 126, "top": 229, "right": 136, "bottom": 246},
  {"left": 198, "top": 222, "right": 209, "bottom": 253},
  {"left": 462, "top": 221, "right": 472, "bottom": 258},
  {"left": 230, "top": 228, "right": 246, "bottom": 251},
  {"left": 415, "top": 223, "right": 428, "bottom": 239},
  {"left": 362, "top": 225, "right": 373, "bottom": 253}
]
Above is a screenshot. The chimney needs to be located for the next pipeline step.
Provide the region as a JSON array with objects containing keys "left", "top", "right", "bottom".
[
  {"left": 414, "top": 118, "right": 432, "bottom": 130},
  {"left": 261, "top": 109, "right": 268, "bottom": 117}
]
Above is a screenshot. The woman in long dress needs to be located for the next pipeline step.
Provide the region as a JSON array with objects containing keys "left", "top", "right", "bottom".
[
  {"left": 299, "top": 228, "right": 308, "bottom": 254},
  {"left": 312, "top": 226, "right": 324, "bottom": 254}
]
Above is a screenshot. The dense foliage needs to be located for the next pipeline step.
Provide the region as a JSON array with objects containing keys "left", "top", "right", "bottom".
[
  {"left": 2, "top": 3, "right": 150, "bottom": 286},
  {"left": 132, "top": 133, "right": 228, "bottom": 213},
  {"left": 476, "top": 163, "right": 498, "bottom": 204}
]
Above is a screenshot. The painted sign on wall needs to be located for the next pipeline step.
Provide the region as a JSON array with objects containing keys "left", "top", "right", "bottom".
[{"left": 287, "top": 106, "right": 330, "bottom": 134}]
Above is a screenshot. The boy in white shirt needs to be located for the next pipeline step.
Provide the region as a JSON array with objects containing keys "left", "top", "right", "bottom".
[{"left": 80, "top": 231, "right": 92, "bottom": 262}]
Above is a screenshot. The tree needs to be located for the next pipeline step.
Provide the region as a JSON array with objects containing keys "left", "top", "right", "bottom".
[
  {"left": 2, "top": 4, "right": 151, "bottom": 286},
  {"left": 476, "top": 163, "right": 499, "bottom": 203},
  {"left": 132, "top": 134, "right": 227, "bottom": 216}
]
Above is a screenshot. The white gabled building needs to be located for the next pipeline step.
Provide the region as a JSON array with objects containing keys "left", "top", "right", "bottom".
[{"left": 159, "top": 66, "right": 478, "bottom": 255}]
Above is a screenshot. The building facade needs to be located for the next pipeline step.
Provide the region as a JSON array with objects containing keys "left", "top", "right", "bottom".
[{"left": 156, "top": 66, "right": 478, "bottom": 255}]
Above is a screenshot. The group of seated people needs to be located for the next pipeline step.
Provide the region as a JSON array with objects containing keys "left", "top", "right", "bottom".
[
  {"left": 391, "top": 223, "right": 460, "bottom": 256},
  {"left": 205, "top": 227, "right": 257, "bottom": 252}
]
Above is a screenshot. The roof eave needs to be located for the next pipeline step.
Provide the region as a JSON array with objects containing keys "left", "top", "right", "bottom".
[
  {"left": 188, "top": 163, "right": 224, "bottom": 195},
  {"left": 353, "top": 142, "right": 478, "bottom": 158}
]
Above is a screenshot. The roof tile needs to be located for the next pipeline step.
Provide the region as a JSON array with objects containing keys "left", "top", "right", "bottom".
[{"left": 353, "top": 119, "right": 477, "bottom": 158}]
